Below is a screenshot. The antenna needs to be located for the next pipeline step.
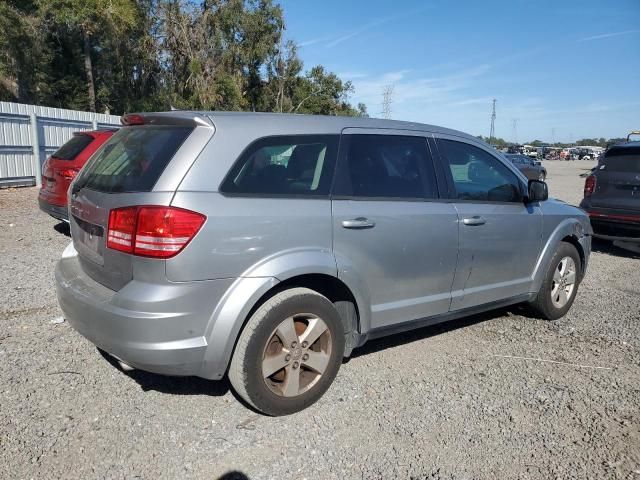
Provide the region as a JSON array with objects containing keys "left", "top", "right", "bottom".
[
  {"left": 511, "top": 118, "right": 519, "bottom": 144},
  {"left": 381, "top": 84, "right": 394, "bottom": 119},
  {"left": 489, "top": 99, "right": 496, "bottom": 141}
]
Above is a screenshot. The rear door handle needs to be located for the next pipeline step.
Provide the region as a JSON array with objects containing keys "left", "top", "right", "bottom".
[
  {"left": 462, "top": 216, "right": 486, "bottom": 226},
  {"left": 342, "top": 217, "right": 375, "bottom": 229}
]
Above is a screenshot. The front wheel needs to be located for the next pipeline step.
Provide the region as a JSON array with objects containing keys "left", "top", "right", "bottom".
[
  {"left": 228, "top": 288, "right": 345, "bottom": 416},
  {"left": 529, "top": 242, "right": 581, "bottom": 320}
]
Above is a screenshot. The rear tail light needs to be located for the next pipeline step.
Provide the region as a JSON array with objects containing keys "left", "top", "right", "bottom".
[
  {"left": 107, "top": 206, "right": 206, "bottom": 258},
  {"left": 56, "top": 168, "right": 80, "bottom": 180},
  {"left": 584, "top": 175, "right": 596, "bottom": 197}
]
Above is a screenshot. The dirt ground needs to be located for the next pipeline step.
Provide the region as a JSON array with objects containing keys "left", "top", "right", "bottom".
[{"left": 0, "top": 159, "right": 638, "bottom": 479}]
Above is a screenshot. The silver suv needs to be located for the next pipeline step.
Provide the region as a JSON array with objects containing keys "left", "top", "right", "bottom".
[{"left": 56, "top": 112, "right": 592, "bottom": 415}]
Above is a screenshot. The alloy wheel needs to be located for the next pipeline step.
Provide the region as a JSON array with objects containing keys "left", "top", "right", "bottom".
[
  {"left": 550, "top": 256, "right": 577, "bottom": 308},
  {"left": 262, "top": 314, "right": 332, "bottom": 397}
]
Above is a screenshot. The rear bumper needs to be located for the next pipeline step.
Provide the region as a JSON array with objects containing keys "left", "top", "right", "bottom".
[
  {"left": 581, "top": 206, "right": 640, "bottom": 242},
  {"left": 55, "top": 243, "right": 235, "bottom": 378},
  {"left": 38, "top": 196, "right": 69, "bottom": 222}
]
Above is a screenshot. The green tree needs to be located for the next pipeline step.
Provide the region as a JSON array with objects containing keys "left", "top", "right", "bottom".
[{"left": 36, "top": 0, "right": 137, "bottom": 112}]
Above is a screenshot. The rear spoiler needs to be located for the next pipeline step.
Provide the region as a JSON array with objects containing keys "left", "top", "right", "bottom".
[{"left": 121, "top": 112, "right": 213, "bottom": 128}]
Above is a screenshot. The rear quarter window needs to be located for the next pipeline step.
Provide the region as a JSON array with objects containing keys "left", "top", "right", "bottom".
[
  {"left": 221, "top": 135, "right": 338, "bottom": 196},
  {"left": 75, "top": 126, "right": 192, "bottom": 193},
  {"left": 52, "top": 134, "right": 94, "bottom": 160}
]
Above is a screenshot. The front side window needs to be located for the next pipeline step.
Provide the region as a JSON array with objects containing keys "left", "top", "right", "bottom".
[
  {"left": 440, "top": 140, "right": 522, "bottom": 202},
  {"left": 221, "top": 135, "right": 338, "bottom": 196},
  {"left": 334, "top": 134, "right": 437, "bottom": 199}
]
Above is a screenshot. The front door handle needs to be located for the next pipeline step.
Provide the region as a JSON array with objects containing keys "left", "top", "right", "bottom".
[
  {"left": 342, "top": 217, "right": 375, "bottom": 229},
  {"left": 462, "top": 216, "right": 486, "bottom": 226}
]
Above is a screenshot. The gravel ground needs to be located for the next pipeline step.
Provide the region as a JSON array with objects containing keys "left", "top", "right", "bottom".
[{"left": 1, "top": 160, "right": 638, "bottom": 480}]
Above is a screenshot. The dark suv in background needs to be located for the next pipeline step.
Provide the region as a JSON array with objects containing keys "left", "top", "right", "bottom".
[
  {"left": 38, "top": 129, "right": 115, "bottom": 221},
  {"left": 580, "top": 141, "right": 640, "bottom": 242}
]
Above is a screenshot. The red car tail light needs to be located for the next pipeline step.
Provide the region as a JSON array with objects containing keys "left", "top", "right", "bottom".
[
  {"left": 56, "top": 168, "right": 80, "bottom": 180},
  {"left": 584, "top": 175, "right": 596, "bottom": 197},
  {"left": 107, "top": 206, "right": 206, "bottom": 258}
]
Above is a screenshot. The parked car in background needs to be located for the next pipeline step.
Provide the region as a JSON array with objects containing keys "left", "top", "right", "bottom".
[
  {"left": 504, "top": 154, "right": 547, "bottom": 180},
  {"left": 38, "top": 129, "right": 115, "bottom": 221},
  {"left": 580, "top": 141, "right": 640, "bottom": 242},
  {"left": 56, "top": 112, "right": 591, "bottom": 416}
]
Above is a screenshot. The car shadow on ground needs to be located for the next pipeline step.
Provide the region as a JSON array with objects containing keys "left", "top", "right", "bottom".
[
  {"left": 592, "top": 238, "right": 640, "bottom": 260},
  {"left": 54, "top": 221, "right": 71, "bottom": 237},
  {"left": 217, "top": 472, "right": 250, "bottom": 480},
  {"left": 348, "top": 306, "right": 518, "bottom": 360},
  {"left": 97, "top": 348, "right": 231, "bottom": 397}
]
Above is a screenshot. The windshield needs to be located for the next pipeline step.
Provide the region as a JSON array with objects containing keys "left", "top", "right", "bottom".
[
  {"left": 74, "top": 126, "right": 192, "bottom": 193},
  {"left": 602, "top": 147, "right": 640, "bottom": 173},
  {"left": 52, "top": 134, "right": 94, "bottom": 160}
]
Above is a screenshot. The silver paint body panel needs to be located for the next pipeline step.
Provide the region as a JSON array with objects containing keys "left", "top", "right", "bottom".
[{"left": 55, "top": 112, "right": 592, "bottom": 379}]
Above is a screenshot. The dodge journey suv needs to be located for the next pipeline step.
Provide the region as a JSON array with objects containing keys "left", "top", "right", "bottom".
[{"left": 56, "top": 112, "right": 592, "bottom": 415}]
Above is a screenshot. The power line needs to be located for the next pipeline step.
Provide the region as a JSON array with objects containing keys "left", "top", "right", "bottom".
[
  {"left": 381, "top": 84, "right": 394, "bottom": 119},
  {"left": 489, "top": 99, "right": 496, "bottom": 141}
]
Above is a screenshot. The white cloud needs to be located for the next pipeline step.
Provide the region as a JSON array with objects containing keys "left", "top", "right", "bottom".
[{"left": 578, "top": 29, "right": 639, "bottom": 42}]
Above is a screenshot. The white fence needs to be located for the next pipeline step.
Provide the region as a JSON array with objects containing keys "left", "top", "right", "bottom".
[{"left": 0, "top": 101, "right": 121, "bottom": 187}]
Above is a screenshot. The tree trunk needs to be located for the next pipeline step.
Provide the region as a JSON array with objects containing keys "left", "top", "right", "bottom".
[{"left": 83, "top": 31, "right": 96, "bottom": 112}]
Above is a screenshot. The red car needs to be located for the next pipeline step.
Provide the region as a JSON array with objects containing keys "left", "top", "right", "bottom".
[{"left": 38, "top": 129, "right": 115, "bottom": 221}]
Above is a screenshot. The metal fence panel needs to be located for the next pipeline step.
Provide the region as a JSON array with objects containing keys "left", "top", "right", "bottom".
[{"left": 0, "top": 101, "right": 121, "bottom": 187}]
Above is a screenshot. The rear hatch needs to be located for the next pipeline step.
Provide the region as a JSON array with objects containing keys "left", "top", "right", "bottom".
[
  {"left": 69, "top": 121, "right": 195, "bottom": 290},
  {"left": 591, "top": 145, "right": 640, "bottom": 211},
  {"left": 42, "top": 133, "right": 96, "bottom": 204}
]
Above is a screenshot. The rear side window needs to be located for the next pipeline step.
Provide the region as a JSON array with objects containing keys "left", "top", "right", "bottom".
[
  {"left": 440, "top": 139, "right": 522, "bottom": 202},
  {"left": 75, "top": 126, "right": 192, "bottom": 193},
  {"left": 52, "top": 134, "right": 94, "bottom": 160},
  {"left": 602, "top": 147, "right": 640, "bottom": 172},
  {"left": 334, "top": 134, "right": 437, "bottom": 199},
  {"left": 221, "top": 135, "right": 338, "bottom": 196}
]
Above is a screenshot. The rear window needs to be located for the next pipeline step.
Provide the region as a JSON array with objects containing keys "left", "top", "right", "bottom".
[
  {"left": 75, "top": 126, "right": 192, "bottom": 193},
  {"left": 602, "top": 147, "right": 640, "bottom": 172},
  {"left": 52, "top": 134, "right": 94, "bottom": 160}
]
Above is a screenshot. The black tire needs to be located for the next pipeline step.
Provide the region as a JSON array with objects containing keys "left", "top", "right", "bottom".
[
  {"left": 228, "top": 287, "right": 345, "bottom": 416},
  {"left": 529, "top": 242, "right": 581, "bottom": 320}
]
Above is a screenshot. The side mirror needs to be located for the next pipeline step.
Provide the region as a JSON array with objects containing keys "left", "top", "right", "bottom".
[{"left": 527, "top": 179, "right": 548, "bottom": 203}]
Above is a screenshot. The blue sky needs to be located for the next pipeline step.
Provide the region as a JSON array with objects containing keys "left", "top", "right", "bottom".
[{"left": 278, "top": 0, "right": 640, "bottom": 142}]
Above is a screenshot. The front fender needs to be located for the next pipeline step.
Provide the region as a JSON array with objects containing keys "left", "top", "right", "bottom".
[{"left": 531, "top": 218, "right": 590, "bottom": 292}]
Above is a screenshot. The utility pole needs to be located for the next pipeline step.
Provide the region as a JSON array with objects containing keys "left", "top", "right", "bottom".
[
  {"left": 551, "top": 127, "right": 556, "bottom": 145},
  {"left": 489, "top": 99, "right": 496, "bottom": 141},
  {"left": 511, "top": 118, "right": 519, "bottom": 144},
  {"left": 381, "top": 84, "right": 394, "bottom": 119}
]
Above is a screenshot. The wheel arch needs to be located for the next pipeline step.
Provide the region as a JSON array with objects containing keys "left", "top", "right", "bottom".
[
  {"left": 531, "top": 218, "right": 589, "bottom": 292},
  {"left": 198, "top": 250, "right": 365, "bottom": 380}
]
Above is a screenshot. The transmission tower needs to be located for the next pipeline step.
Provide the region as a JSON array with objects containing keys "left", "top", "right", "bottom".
[
  {"left": 489, "top": 99, "right": 497, "bottom": 141},
  {"left": 511, "top": 118, "right": 519, "bottom": 144},
  {"left": 381, "top": 84, "right": 394, "bottom": 119}
]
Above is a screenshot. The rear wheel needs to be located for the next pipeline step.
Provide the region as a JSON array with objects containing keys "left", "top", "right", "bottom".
[
  {"left": 529, "top": 242, "right": 581, "bottom": 320},
  {"left": 228, "top": 288, "right": 345, "bottom": 416}
]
